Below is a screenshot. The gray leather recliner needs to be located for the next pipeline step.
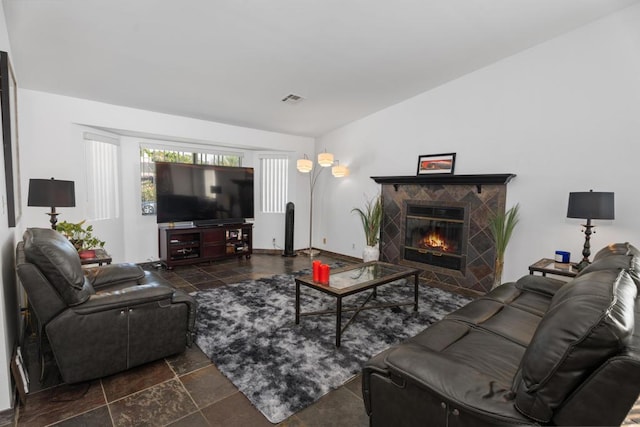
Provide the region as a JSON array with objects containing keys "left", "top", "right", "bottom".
[{"left": 16, "top": 227, "right": 196, "bottom": 384}]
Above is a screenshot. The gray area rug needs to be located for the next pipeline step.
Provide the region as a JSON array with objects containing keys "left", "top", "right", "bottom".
[{"left": 193, "top": 266, "right": 472, "bottom": 423}]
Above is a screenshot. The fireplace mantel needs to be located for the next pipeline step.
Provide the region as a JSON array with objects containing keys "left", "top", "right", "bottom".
[{"left": 372, "top": 173, "right": 516, "bottom": 192}]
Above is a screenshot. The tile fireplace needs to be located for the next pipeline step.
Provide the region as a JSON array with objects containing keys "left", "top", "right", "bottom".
[
  {"left": 403, "top": 203, "right": 467, "bottom": 272},
  {"left": 373, "top": 174, "right": 515, "bottom": 295}
]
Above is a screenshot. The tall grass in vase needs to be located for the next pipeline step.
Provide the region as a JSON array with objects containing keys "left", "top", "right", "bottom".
[
  {"left": 352, "top": 194, "right": 383, "bottom": 262},
  {"left": 489, "top": 203, "right": 520, "bottom": 289}
]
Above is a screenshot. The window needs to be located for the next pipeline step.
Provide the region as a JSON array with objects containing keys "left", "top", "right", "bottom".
[
  {"left": 260, "top": 156, "right": 289, "bottom": 214},
  {"left": 140, "top": 146, "right": 242, "bottom": 215},
  {"left": 84, "top": 133, "right": 120, "bottom": 220}
]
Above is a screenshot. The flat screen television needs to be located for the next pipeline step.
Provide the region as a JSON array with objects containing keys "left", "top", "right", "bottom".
[{"left": 155, "top": 162, "right": 254, "bottom": 225}]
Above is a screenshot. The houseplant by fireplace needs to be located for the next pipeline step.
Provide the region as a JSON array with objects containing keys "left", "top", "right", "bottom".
[
  {"left": 352, "top": 194, "right": 382, "bottom": 262},
  {"left": 489, "top": 203, "right": 520, "bottom": 289}
]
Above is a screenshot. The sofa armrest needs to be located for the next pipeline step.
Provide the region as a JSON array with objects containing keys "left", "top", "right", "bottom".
[
  {"left": 72, "top": 283, "right": 175, "bottom": 314},
  {"left": 515, "top": 274, "right": 566, "bottom": 296},
  {"left": 83, "top": 263, "right": 145, "bottom": 288},
  {"left": 171, "top": 289, "right": 197, "bottom": 344}
]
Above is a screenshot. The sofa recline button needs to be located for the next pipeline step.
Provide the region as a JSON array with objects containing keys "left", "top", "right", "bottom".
[
  {"left": 452, "top": 409, "right": 460, "bottom": 416},
  {"left": 440, "top": 402, "right": 446, "bottom": 409}
]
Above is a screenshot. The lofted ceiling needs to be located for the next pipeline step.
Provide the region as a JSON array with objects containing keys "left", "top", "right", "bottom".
[{"left": 3, "top": 0, "right": 639, "bottom": 137}]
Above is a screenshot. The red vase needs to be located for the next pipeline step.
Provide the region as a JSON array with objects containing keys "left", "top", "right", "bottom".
[{"left": 79, "top": 250, "right": 96, "bottom": 259}]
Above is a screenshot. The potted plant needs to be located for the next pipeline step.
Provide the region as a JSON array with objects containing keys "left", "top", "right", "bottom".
[
  {"left": 56, "top": 220, "right": 106, "bottom": 259},
  {"left": 488, "top": 203, "right": 520, "bottom": 289},
  {"left": 352, "top": 194, "right": 383, "bottom": 262}
]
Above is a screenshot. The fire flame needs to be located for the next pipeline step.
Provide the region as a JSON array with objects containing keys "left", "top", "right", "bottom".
[{"left": 420, "top": 232, "right": 449, "bottom": 251}]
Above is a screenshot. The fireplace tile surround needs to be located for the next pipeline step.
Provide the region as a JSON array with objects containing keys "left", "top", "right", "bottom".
[{"left": 373, "top": 174, "right": 515, "bottom": 295}]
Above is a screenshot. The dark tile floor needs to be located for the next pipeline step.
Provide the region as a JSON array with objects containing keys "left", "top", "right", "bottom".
[{"left": 4, "top": 253, "right": 640, "bottom": 426}]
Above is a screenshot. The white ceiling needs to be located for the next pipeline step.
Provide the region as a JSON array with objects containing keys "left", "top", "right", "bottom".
[{"left": 3, "top": 0, "right": 639, "bottom": 137}]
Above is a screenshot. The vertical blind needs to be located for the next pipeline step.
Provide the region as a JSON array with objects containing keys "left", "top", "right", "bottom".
[
  {"left": 84, "top": 134, "right": 120, "bottom": 220},
  {"left": 261, "top": 157, "right": 288, "bottom": 214}
]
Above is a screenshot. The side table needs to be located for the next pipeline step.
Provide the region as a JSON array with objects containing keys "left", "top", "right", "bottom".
[
  {"left": 80, "top": 248, "right": 112, "bottom": 266},
  {"left": 528, "top": 258, "right": 578, "bottom": 278}
]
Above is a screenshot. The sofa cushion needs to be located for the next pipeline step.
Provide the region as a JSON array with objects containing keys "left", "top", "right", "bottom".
[
  {"left": 577, "top": 243, "right": 640, "bottom": 289},
  {"left": 592, "top": 242, "right": 640, "bottom": 260},
  {"left": 579, "top": 254, "right": 639, "bottom": 274},
  {"left": 446, "top": 297, "right": 543, "bottom": 347},
  {"left": 492, "top": 275, "right": 566, "bottom": 316},
  {"left": 400, "top": 319, "right": 527, "bottom": 393},
  {"left": 515, "top": 275, "right": 566, "bottom": 297},
  {"left": 514, "top": 269, "right": 636, "bottom": 422},
  {"left": 23, "top": 228, "right": 90, "bottom": 306}
]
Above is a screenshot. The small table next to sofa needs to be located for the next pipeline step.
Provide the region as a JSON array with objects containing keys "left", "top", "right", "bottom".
[{"left": 528, "top": 257, "right": 578, "bottom": 278}]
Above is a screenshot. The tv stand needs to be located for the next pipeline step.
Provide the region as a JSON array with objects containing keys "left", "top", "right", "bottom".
[
  {"left": 159, "top": 223, "right": 252, "bottom": 269},
  {"left": 194, "top": 219, "right": 245, "bottom": 227}
]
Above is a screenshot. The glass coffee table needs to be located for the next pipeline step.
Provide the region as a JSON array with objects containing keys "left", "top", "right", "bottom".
[{"left": 294, "top": 261, "right": 420, "bottom": 347}]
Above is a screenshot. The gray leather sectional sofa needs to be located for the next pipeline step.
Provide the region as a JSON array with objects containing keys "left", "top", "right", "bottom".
[{"left": 363, "top": 243, "right": 640, "bottom": 426}]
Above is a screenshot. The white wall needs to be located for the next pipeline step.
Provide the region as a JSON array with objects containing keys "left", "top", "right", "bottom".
[
  {"left": 17, "top": 90, "right": 315, "bottom": 263},
  {"left": 0, "top": 2, "right": 18, "bottom": 411},
  {"left": 316, "top": 3, "right": 640, "bottom": 282}
]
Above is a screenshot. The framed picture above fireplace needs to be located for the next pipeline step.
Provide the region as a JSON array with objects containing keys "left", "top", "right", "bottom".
[{"left": 416, "top": 152, "right": 456, "bottom": 175}]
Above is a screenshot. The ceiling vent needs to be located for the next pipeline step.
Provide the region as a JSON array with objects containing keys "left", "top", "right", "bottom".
[{"left": 281, "top": 93, "right": 305, "bottom": 104}]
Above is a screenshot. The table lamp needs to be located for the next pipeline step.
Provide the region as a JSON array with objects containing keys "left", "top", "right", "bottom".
[
  {"left": 567, "top": 190, "right": 614, "bottom": 271},
  {"left": 27, "top": 178, "right": 76, "bottom": 230}
]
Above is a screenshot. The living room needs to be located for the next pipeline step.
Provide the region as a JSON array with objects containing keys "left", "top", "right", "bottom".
[{"left": 1, "top": 1, "right": 640, "bottom": 425}]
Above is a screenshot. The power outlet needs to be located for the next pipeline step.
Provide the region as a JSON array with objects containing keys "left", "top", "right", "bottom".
[
  {"left": 322, "top": 237, "right": 327, "bottom": 244},
  {"left": 272, "top": 237, "right": 276, "bottom": 246}
]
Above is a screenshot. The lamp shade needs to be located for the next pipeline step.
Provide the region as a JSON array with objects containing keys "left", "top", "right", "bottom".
[
  {"left": 331, "top": 164, "right": 349, "bottom": 178},
  {"left": 567, "top": 191, "right": 614, "bottom": 220},
  {"left": 28, "top": 178, "right": 76, "bottom": 208},
  {"left": 296, "top": 158, "right": 313, "bottom": 173},
  {"left": 317, "top": 152, "right": 334, "bottom": 167}
]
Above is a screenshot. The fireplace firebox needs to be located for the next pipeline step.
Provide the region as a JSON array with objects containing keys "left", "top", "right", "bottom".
[{"left": 403, "top": 204, "right": 466, "bottom": 272}]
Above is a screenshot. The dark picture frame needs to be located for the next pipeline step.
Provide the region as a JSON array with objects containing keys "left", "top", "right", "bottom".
[
  {"left": 1, "top": 50, "right": 20, "bottom": 227},
  {"left": 416, "top": 152, "right": 456, "bottom": 175}
]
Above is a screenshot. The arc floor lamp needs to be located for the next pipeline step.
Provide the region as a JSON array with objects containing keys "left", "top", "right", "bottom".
[{"left": 297, "top": 151, "right": 349, "bottom": 257}]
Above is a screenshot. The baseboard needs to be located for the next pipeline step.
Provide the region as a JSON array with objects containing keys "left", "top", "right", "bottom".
[{"left": 253, "top": 247, "right": 363, "bottom": 262}]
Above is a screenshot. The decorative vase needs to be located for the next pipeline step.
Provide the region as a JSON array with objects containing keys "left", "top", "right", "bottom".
[
  {"left": 492, "top": 258, "right": 504, "bottom": 289},
  {"left": 79, "top": 249, "right": 96, "bottom": 259},
  {"left": 363, "top": 245, "right": 379, "bottom": 263}
]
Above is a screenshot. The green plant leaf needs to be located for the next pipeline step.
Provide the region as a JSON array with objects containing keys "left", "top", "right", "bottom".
[
  {"left": 489, "top": 203, "right": 520, "bottom": 259},
  {"left": 55, "top": 220, "right": 106, "bottom": 252},
  {"left": 351, "top": 194, "right": 382, "bottom": 247}
]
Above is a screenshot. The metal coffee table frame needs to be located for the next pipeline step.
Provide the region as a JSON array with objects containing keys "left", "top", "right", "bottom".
[{"left": 294, "top": 261, "right": 420, "bottom": 347}]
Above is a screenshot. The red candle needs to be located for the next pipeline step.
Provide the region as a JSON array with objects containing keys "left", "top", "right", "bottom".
[
  {"left": 312, "top": 260, "right": 321, "bottom": 282},
  {"left": 319, "top": 264, "right": 330, "bottom": 285}
]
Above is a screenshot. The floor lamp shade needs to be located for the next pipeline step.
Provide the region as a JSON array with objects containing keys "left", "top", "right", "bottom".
[
  {"left": 567, "top": 191, "right": 615, "bottom": 220},
  {"left": 27, "top": 178, "right": 76, "bottom": 208}
]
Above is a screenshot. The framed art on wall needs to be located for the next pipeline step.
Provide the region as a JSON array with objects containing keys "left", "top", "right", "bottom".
[
  {"left": 1, "top": 50, "right": 21, "bottom": 227},
  {"left": 417, "top": 152, "right": 456, "bottom": 175}
]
